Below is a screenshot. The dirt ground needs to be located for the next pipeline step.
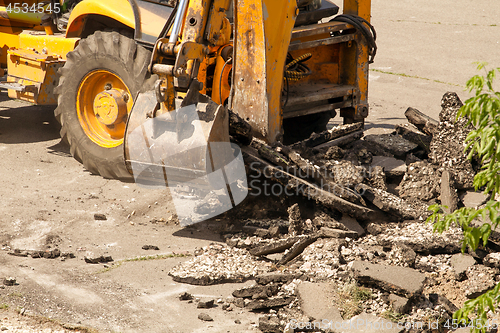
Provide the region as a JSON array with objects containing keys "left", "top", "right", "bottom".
[{"left": 1, "top": 0, "right": 500, "bottom": 332}]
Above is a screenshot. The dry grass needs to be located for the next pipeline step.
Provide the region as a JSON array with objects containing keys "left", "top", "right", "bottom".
[{"left": 334, "top": 279, "right": 372, "bottom": 319}]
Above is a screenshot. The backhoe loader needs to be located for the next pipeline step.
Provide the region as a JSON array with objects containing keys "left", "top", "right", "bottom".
[{"left": 0, "top": 0, "right": 375, "bottom": 222}]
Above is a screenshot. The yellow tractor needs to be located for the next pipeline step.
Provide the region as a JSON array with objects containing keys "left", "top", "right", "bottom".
[{"left": 0, "top": 0, "right": 375, "bottom": 181}]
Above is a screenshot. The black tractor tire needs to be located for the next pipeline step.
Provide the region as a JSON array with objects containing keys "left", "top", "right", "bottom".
[{"left": 55, "top": 31, "right": 155, "bottom": 179}]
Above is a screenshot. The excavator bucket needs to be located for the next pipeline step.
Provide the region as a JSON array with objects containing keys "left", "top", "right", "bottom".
[{"left": 123, "top": 87, "right": 248, "bottom": 225}]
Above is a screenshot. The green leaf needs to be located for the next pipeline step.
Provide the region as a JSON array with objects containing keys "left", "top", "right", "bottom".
[{"left": 436, "top": 65, "right": 500, "bottom": 328}]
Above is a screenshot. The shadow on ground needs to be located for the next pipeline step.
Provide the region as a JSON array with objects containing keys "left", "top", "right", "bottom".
[{"left": 0, "top": 95, "right": 61, "bottom": 144}]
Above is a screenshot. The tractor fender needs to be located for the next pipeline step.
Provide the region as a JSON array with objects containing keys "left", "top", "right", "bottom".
[{"left": 66, "top": 0, "right": 137, "bottom": 38}]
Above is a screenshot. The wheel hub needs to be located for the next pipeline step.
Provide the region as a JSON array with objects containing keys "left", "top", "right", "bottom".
[{"left": 93, "top": 89, "right": 128, "bottom": 126}]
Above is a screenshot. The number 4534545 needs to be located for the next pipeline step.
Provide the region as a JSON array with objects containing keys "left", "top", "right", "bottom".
[{"left": 6, "top": 3, "right": 61, "bottom": 14}]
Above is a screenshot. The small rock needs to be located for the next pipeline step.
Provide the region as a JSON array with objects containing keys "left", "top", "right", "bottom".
[
  {"left": 46, "top": 248, "right": 61, "bottom": 259},
  {"left": 246, "top": 297, "right": 293, "bottom": 310},
  {"left": 388, "top": 294, "right": 410, "bottom": 314},
  {"left": 268, "top": 226, "right": 281, "bottom": 238},
  {"left": 225, "top": 238, "right": 238, "bottom": 247},
  {"left": 94, "top": 213, "right": 107, "bottom": 220},
  {"left": 179, "top": 292, "right": 193, "bottom": 301},
  {"left": 366, "top": 223, "right": 383, "bottom": 236},
  {"left": 258, "top": 315, "right": 281, "bottom": 333},
  {"left": 313, "top": 210, "right": 347, "bottom": 230},
  {"left": 389, "top": 243, "right": 416, "bottom": 267},
  {"left": 84, "top": 255, "right": 113, "bottom": 264},
  {"left": 450, "top": 253, "right": 476, "bottom": 280},
  {"left": 405, "top": 153, "right": 421, "bottom": 165},
  {"left": 197, "top": 299, "right": 214, "bottom": 309},
  {"left": 483, "top": 253, "right": 500, "bottom": 269},
  {"left": 234, "top": 319, "right": 241, "bottom": 324},
  {"left": 330, "top": 160, "right": 366, "bottom": 187},
  {"left": 371, "top": 156, "right": 407, "bottom": 178},
  {"left": 358, "top": 148, "right": 373, "bottom": 164},
  {"left": 142, "top": 245, "right": 160, "bottom": 250},
  {"left": 254, "top": 228, "right": 270, "bottom": 238},
  {"left": 428, "top": 293, "right": 458, "bottom": 314},
  {"left": 198, "top": 313, "right": 213, "bottom": 322},
  {"left": 233, "top": 298, "right": 245, "bottom": 308},
  {"left": 461, "top": 191, "right": 489, "bottom": 208},
  {"left": 3, "top": 277, "right": 16, "bottom": 286},
  {"left": 324, "top": 146, "right": 345, "bottom": 160}
]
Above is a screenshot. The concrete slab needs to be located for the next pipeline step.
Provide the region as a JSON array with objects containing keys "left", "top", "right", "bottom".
[
  {"left": 371, "top": 156, "right": 407, "bottom": 178},
  {"left": 364, "top": 134, "right": 418, "bottom": 158},
  {"left": 297, "top": 282, "right": 343, "bottom": 322},
  {"left": 351, "top": 261, "right": 426, "bottom": 297}
]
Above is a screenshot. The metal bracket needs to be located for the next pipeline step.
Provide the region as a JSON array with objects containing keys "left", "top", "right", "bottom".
[{"left": 173, "top": 41, "right": 207, "bottom": 77}]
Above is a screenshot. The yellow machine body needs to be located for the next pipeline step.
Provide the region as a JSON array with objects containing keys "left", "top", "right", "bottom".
[
  {"left": 0, "top": 0, "right": 374, "bottom": 182},
  {"left": 230, "top": 0, "right": 298, "bottom": 143}
]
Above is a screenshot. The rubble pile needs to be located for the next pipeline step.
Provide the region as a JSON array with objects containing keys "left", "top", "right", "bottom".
[
  {"left": 429, "top": 92, "right": 476, "bottom": 189},
  {"left": 170, "top": 92, "right": 500, "bottom": 332},
  {"left": 169, "top": 243, "right": 271, "bottom": 285}
]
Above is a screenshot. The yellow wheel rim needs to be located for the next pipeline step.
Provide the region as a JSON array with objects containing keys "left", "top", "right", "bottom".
[{"left": 76, "top": 70, "right": 133, "bottom": 148}]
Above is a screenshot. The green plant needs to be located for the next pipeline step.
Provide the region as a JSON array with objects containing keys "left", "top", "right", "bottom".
[{"left": 427, "top": 63, "right": 500, "bottom": 333}]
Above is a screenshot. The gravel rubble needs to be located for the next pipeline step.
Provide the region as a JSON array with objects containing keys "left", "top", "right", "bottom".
[{"left": 169, "top": 243, "right": 272, "bottom": 285}]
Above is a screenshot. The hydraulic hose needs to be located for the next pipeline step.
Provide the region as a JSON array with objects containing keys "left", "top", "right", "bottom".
[{"left": 330, "top": 14, "right": 377, "bottom": 64}]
